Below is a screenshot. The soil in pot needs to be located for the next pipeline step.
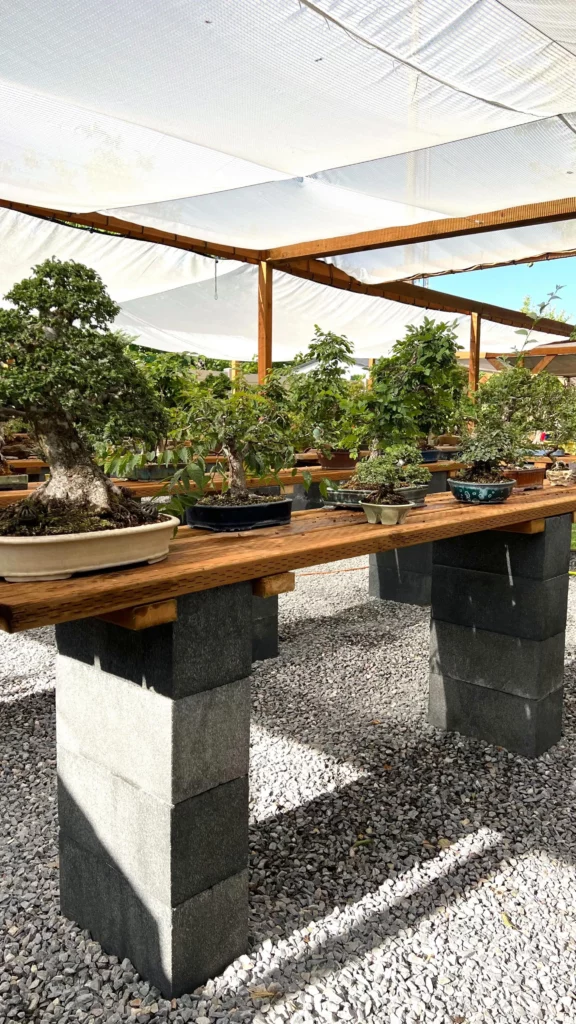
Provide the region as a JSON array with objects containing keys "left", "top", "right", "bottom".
[{"left": 187, "top": 492, "right": 292, "bottom": 532}]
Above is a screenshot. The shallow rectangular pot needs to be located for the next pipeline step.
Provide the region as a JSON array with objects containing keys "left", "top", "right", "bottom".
[
  {"left": 0, "top": 474, "right": 28, "bottom": 490},
  {"left": 0, "top": 515, "right": 180, "bottom": 582},
  {"left": 360, "top": 502, "right": 413, "bottom": 525}
]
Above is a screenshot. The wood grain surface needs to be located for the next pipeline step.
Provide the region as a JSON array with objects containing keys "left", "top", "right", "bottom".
[{"left": 1, "top": 487, "right": 576, "bottom": 633}]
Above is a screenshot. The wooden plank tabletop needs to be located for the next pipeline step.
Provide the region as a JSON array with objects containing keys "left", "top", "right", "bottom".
[
  {"left": 1, "top": 486, "right": 576, "bottom": 634},
  {"left": 0, "top": 462, "right": 464, "bottom": 508}
]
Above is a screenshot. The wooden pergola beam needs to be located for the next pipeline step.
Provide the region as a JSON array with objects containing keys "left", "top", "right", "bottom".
[
  {"left": 530, "top": 354, "right": 555, "bottom": 374},
  {"left": 272, "top": 257, "right": 576, "bottom": 336},
  {"left": 257, "top": 262, "right": 273, "bottom": 382},
  {"left": 266, "top": 195, "right": 576, "bottom": 262},
  {"left": 0, "top": 198, "right": 264, "bottom": 265}
]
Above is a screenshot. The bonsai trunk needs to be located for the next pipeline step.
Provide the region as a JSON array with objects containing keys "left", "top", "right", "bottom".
[
  {"left": 31, "top": 413, "right": 122, "bottom": 510},
  {"left": 223, "top": 444, "right": 249, "bottom": 501}
]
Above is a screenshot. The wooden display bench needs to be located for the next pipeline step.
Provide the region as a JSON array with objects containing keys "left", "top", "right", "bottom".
[{"left": 5, "top": 482, "right": 564, "bottom": 999}]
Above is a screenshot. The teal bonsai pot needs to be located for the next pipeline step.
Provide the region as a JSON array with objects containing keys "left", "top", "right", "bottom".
[{"left": 448, "top": 478, "right": 514, "bottom": 504}]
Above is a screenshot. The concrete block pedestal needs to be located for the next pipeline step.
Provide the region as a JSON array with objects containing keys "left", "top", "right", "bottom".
[
  {"left": 368, "top": 471, "right": 449, "bottom": 607},
  {"left": 429, "top": 513, "right": 571, "bottom": 757},
  {"left": 55, "top": 583, "right": 252, "bottom": 997}
]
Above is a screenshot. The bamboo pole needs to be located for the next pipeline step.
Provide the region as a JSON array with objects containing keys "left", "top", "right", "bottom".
[
  {"left": 469, "top": 312, "right": 481, "bottom": 391},
  {"left": 257, "top": 262, "right": 273, "bottom": 383}
]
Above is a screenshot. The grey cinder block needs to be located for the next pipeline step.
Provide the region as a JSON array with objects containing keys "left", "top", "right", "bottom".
[
  {"left": 433, "top": 513, "right": 571, "bottom": 580},
  {"left": 431, "top": 564, "right": 569, "bottom": 640},
  {"left": 252, "top": 594, "right": 279, "bottom": 661},
  {"left": 429, "top": 673, "right": 563, "bottom": 758},
  {"left": 60, "top": 833, "right": 248, "bottom": 998},
  {"left": 56, "top": 583, "right": 253, "bottom": 699},
  {"left": 369, "top": 545, "right": 432, "bottom": 606},
  {"left": 430, "top": 619, "right": 565, "bottom": 701}
]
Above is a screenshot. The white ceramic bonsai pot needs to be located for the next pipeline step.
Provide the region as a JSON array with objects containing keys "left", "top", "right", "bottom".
[
  {"left": 0, "top": 514, "right": 180, "bottom": 582},
  {"left": 360, "top": 501, "right": 413, "bottom": 525}
]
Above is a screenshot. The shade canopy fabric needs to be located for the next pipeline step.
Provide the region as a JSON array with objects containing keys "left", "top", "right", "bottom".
[
  {"left": 0, "top": 207, "right": 565, "bottom": 363},
  {"left": 2, "top": 1, "right": 576, "bottom": 283}
]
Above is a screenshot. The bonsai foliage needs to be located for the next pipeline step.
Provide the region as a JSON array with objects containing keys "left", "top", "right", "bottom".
[
  {"left": 458, "top": 420, "right": 530, "bottom": 482},
  {"left": 0, "top": 259, "right": 167, "bottom": 513},
  {"left": 354, "top": 443, "right": 431, "bottom": 490},
  {"left": 288, "top": 327, "right": 361, "bottom": 453},
  {"left": 172, "top": 371, "right": 295, "bottom": 504},
  {"left": 476, "top": 366, "right": 576, "bottom": 451},
  {"left": 370, "top": 319, "right": 469, "bottom": 444}
]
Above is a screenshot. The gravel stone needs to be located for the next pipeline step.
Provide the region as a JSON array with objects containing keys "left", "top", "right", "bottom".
[{"left": 2, "top": 556, "right": 576, "bottom": 1023}]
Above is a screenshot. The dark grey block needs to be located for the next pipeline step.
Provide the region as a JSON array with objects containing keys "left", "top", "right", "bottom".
[
  {"left": 433, "top": 513, "right": 571, "bottom": 580},
  {"left": 430, "top": 619, "right": 565, "bottom": 700},
  {"left": 291, "top": 482, "right": 324, "bottom": 511},
  {"left": 429, "top": 673, "right": 563, "bottom": 758},
  {"left": 58, "top": 753, "right": 248, "bottom": 905},
  {"left": 60, "top": 833, "right": 248, "bottom": 998},
  {"left": 252, "top": 594, "right": 279, "bottom": 660},
  {"left": 371, "top": 543, "right": 433, "bottom": 575},
  {"left": 56, "top": 583, "right": 253, "bottom": 699},
  {"left": 431, "top": 564, "right": 569, "bottom": 640},
  {"left": 428, "top": 470, "right": 448, "bottom": 494},
  {"left": 369, "top": 564, "right": 431, "bottom": 606}
]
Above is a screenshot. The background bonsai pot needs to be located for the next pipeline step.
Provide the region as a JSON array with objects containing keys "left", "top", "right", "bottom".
[
  {"left": 186, "top": 497, "right": 292, "bottom": 532},
  {"left": 501, "top": 466, "right": 546, "bottom": 491},
  {"left": 395, "top": 483, "right": 428, "bottom": 507},
  {"left": 316, "top": 449, "right": 356, "bottom": 471},
  {"left": 448, "top": 478, "right": 514, "bottom": 504},
  {"left": 360, "top": 501, "right": 412, "bottom": 525},
  {"left": 420, "top": 449, "right": 439, "bottom": 464},
  {"left": 324, "top": 485, "right": 373, "bottom": 509},
  {"left": 0, "top": 474, "right": 28, "bottom": 491},
  {"left": 0, "top": 514, "right": 179, "bottom": 582}
]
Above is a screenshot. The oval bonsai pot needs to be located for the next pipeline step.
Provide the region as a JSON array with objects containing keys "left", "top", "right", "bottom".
[
  {"left": 186, "top": 497, "right": 292, "bottom": 532},
  {"left": 501, "top": 466, "right": 546, "bottom": 491},
  {"left": 448, "top": 478, "right": 514, "bottom": 504},
  {"left": 395, "top": 483, "right": 429, "bottom": 507},
  {"left": 360, "top": 501, "right": 413, "bottom": 525},
  {"left": 0, "top": 514, "right": 179, "bottom": 583},
  {"left": 0, "top": 474, "right": 29, "bottom": 491},
  {"left": 324, "top": 486, "right": 373, "bottom": 509},
  {"left": 316, "top": 449, "right": 356, "bottom": 471}
]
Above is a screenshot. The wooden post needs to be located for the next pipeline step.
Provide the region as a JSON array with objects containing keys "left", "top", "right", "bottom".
[
  {"left": 469, "top": 312, "right": 481, "bottom": 392},
  {"left": 230, "top": 360, "right": 241, "bottom": 380},
  {"left": 367, "top": 357, "right": 375, "bottom": 390},
  {"left": 258, "top": 262, "right": 273, "bottom": 383}
]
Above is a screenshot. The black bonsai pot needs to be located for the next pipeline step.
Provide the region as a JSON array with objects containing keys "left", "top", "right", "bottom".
[{"left": 186, "top": 497, "right": 292, "bottom": 532}]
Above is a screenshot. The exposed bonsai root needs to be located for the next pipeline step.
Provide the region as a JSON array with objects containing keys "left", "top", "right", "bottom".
[
  {"left": 0, "top": 488, "right": 161, "bottom": 537},
  {"left": 364, "top": 485, "right": 409, "bottom": 505}
]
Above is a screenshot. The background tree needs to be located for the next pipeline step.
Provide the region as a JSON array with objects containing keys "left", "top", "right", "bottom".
[
  {"left": 475, "top": 365, "right": 576, "bottom": 451},
  {"left": 0, "top": 258, "right": 167, "bottom": 512},
  {"left": 288, "top": 327, "right": 359, "bottom": 452}
]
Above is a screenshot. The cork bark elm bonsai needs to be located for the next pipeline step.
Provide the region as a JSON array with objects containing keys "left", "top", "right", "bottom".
[{"left": 0, "top": 260, "right": 178, "bottom": 579}]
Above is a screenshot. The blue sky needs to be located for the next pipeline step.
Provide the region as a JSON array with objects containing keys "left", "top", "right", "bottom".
[{"left": 433, "top": 256, "right": 576, "bottom": 323}]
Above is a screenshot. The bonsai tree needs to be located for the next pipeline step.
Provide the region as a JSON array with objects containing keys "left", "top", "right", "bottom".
[
  {"left": 350, "top": 444, "right": 431, "bottom": 502},
  {"left": 475, "top": 365, "right": 576, "bottom": 454},
  {"left": 371, "top": 318, "right": 469, "bottom": 446},
  {"left": 168, "top": 370, "right": 296, "bottom": 509},
  {"left": 288, "top": 327, "right": 361, "bottom": 454},
  {"left": 0, "top": 259, "right": 168, "bottom": 531},
  {"left": 458, "top": 420, "right": 531, "bottom": 483}
]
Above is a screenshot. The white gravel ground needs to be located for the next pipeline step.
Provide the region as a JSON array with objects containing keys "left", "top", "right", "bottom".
[{"left": 2, "top": 558, "right": 576, "bottom": 1023}]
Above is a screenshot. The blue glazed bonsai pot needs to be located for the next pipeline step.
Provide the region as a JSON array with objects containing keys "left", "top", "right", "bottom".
[{"left": 448, "top": 478, "right": 515, "bottom": 504}]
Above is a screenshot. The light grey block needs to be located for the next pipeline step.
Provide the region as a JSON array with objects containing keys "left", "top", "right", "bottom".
[
  {"left": 58, "top": 748, "right": 248, "bottom": 906},
  {"left": 60, "top": 832, "right": 248, "bottom": 998},
  {"left": 430, "top": 619, "right": 565, "bottom": 700},
  {"left": 57, "top": 664, "right": 250, "bottom": 804},
  {"left": 433, "top": 512, "right": 571, "bottom": 580}
]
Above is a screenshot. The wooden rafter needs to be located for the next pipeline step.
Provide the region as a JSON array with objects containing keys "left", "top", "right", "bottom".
[
  {"left": 272, "top": 257, "right": 575, "bottom": 336},
  {"left": 0, "top": 198, "right": 263, "bottom": 264},
  {"left": 530, "top": 354, "right": 555, "bottom": 374},
  {"left": 266, "top": 196, "right": 576, "bottom": 262}
]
